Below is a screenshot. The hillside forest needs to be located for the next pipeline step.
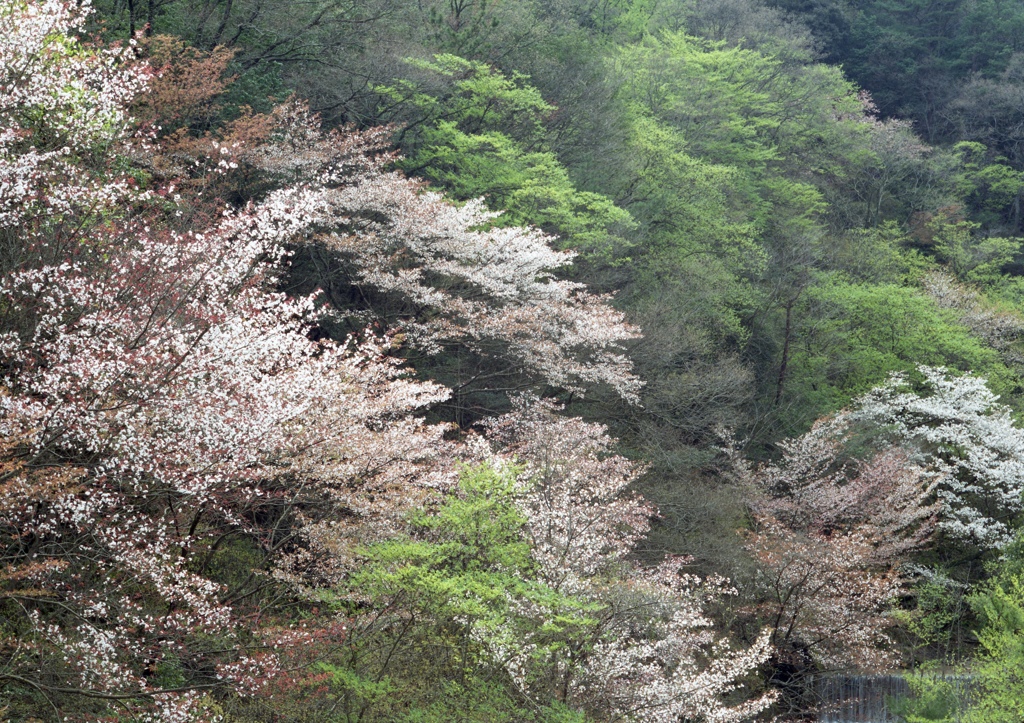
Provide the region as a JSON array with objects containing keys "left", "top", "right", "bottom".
[{"left": 6, "top": 0, "right": 1024, "bottom": 720}]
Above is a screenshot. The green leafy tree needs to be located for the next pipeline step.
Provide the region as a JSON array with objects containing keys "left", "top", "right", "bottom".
[
  {"left": 964, "top": 552, "right": 1024, "bottom": 722},
  {"left": 953, "top": 142, "right": 1024, "bottom": 229},
  {"left": 320, "top": 464, "right": 596, "bottom": 722},
  {"left": 930, "top": 218, "right": 1023, "bottom": 287},
  {"left": 892, "top": 665, "right": 962, "bottom": 723},
  {"left": 782, "top": 278, "right": 1010, "bottom": 425},
  {"left": 378, "top": 54, "right": 634, "bottom": 257}
]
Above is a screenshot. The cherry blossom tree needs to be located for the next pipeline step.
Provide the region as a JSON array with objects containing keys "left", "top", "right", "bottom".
[
  {"left": 724, "top": 365, "right": 1024, "bottom": 715},
  {"left": 855, "top": 365, "right": 1024, "bottom": 550},
  {"left": 139, "top": 96, "right": 644, "bottom": 409},
  {"left": 475, "top": 402, "right": 775, "bottom": 722},
  {"left": 724, "top": 409, "right": 941, "bottom": 713},
  {"left": 0, "top": 0, "right": 148, "bottom": 236},
  {"left": 484, "top": 398, "right": 654, "bottom": 592},
  {"left": 0, "top": 136, "right": 453, "bottom": 723},
  {"left": 566, "top": 557, "right": 775, "bottom": 723}
]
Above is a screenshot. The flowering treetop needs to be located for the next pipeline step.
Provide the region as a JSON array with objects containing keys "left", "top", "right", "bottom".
[{"left": 856, "top": 365, "right": 1024, "bottom": 548}]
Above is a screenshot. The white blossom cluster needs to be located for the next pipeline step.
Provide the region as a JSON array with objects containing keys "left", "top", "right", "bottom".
[
  {"left": 478, "top": 403, "right": 775, "bottom": 721},
  {"left": 0, "top": 0, "right": 149, "bottom": 227},
  {"left": 486, "top": 398, "right": 654, "bottom": 592},
  {"left": 237, "top": 104, "right": 644, "bottom": 402},
  {"left": 572, "top": 558, "right": 776, "bottom": 722},
  {"left": 856, "top": 365, "right": 1024, "bottom": 548}
]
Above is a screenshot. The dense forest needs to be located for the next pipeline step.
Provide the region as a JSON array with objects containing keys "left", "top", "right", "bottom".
[{"left": 5, "top": 0, "right": 1024, "bottom": 720}]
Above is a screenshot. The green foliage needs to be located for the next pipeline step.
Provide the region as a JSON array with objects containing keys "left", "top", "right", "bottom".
[
  {"left": 953, "top": 142, "right": 1024, "bottom": 228},
  {"left": 613, "top": 31, "right": 861, "bottom": 208},
  {"left": 414, "top": 0, "right": 551, "bottom": 60},
  {"left": 784, "top": 278, "right": 1009, "bottom": 420},
  {"left": 827, "top": 222, "right": 931, "bottom": 284},
  {"left": 899, "top": 582, "right": 961, "bottom": 654},
  {"left": 618, "top": 114, "right": 760, "bottom": 266},
  {"left": 394, "top": 680, "right": 588, "bottom": 723},
  {"left": 892, "top": 665, "right": 962, "bottom": 723},
  {"left": 893, "top": 570, "right": 974, "bottom": 668},
  {"left": 614, "top": 110, "right": 763, "bottom": 347},
  {"left": 964, "top": 544, "right": 1024, "bottom": 723},
  {"left": 830, "top": 0, "right": 1024, "bottom": 132},
  {"left": 605, "top": 28, "right": 920, "bottom": 437},
  {"left": 315, "top": 660, "right": 583, "bottom": 723},
  {"left": 351, "top": 464, "right": 593, "bottom": 634},
  {"left": 930, "top": 218, "right": 1023, "bottom": 287},
  {"left": 889, "top": 540, "right": 1024, "bottom": 723},
  {"left": 397, "top": 55, "right": 553, "bottom": 142},
  {"left": 380, "top": 55, "right": 634, "bottom": 257},
  {"left": 782, "top": 0, "right": 1024, "bottom": 198},
  {"left": 219, "top": 59, "right": 287, "bottom": 115},
  {"left": 314, "top": 663, "right": 397, "bottom": 712},
  {"left": 322, "top": 464, "right": 598, "bottom": 722},
  {"left": 559, "top": 0, "right": 659, "bottom": 40}
]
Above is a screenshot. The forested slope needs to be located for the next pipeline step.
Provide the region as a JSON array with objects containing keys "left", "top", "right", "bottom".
[{"left": 5, "top": 0, "right": 1024, "bottom": 720}]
